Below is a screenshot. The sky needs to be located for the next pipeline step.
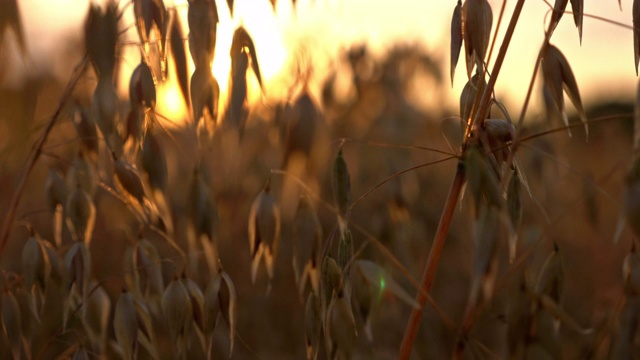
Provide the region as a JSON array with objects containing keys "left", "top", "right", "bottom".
[{"left": 1, "top": 0, "right": 638, "bottom": 120}]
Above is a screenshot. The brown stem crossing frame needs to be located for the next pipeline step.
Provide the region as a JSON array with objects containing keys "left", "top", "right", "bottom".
[{"left": 398, "top": 0, "right": 525, "bottom": 358}]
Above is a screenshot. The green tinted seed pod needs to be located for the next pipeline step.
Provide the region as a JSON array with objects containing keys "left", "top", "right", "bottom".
[{"left": 162, "top": 277, "right": 192, "bottom": 353}]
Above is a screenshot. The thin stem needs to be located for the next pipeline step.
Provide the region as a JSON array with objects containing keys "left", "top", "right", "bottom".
[
  {"left": 0, "top": 55, "right": 89, "bottom": 260},
  {"left": 398, "top": 0, "right": 526, "bottom": 357},
  {"left": 398, "top": 162, "right": 465, "bottom": 359}
]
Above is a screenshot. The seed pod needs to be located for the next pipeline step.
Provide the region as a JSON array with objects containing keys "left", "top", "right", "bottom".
[
  {"left": 536, "top": 245, "right": 563, "bottom": 304},
  {"left": 203, "top": 274, "right": 221, "bottom": 335},
  {"left": 248, "top": 179, "right": 281, "bottom": 285},
  {"left": 230, "top": 26, "right": 262, "bottom": 88},
  {"left": 462, "top": 0, "right": 493, "bottom": 79},
  {"left": 129, "top": 61, "right": 156, "bottom": 110},
  {"left": 84, "top": 3, "right": 117, "bottom": 76},
  {"left": 41, "top": 240, "right": 63, "bottom": 282},
  {"left": 114, "top": 291, "right": 139, "bottom": 360},
  {"left": 186, "top": 166, "right": 219, "bottom": 275},
  {"left": 225, "top": 49, "right": 249, "bottom": 134},
  {"left": 321, "top": 256, "right": 343, "bottom": 309},
  {"left": 133, "top": 0, "right": 166, "bottom": 51},
  {"left": 82, "top": 280, "right": 110, "bottom": 350},
  {"left": 332, "top": 148, "right": 351, "bottom": 229},
  {"left": 507, "top": 171, "right": 522, "bottom": 230},
  {"left": 65, "top": 183, "right": 96, "bottom": 245},
  {"left": 460, "top": 73, "right": 485, "bottom": 122},
  {"left": 22, "top": 236, "right": 50, "bottom": 291},
  {"left": 114, "top": 157, "right": 147, "bottom": 219},
  {"left": 188, "top": 0, "right": 218, "bottom": 67},
  {"left": 623, "top": 251, "right": 640, "bottom": 296},
  {"left": 169, "top": 9, "right": 189, "bottom": 104},
  {"left": 92, "top": 76, "right": 119, "bottom": 139},
  {"left": 218, "top": 271, "right": 237, "bottom": 356},
  {"left": 67, "top": 151, "right": 95, "bottom": 195},
  {"left": 73, "top": 107, "right": 99, "bottom": 157},
  {"left": 133, "top": 239, "right": 164, "bottom": 297},
  {"left": 64, "top": 242, "right": 91, "bottom": 319},
  {"left": 326, "top": 293, "right": 356, "bottom": 360},
  {"left": 464, "top": 146, "right": 502, "bottom": 209},
  {"left": 190, "top": 65, "right": 219, "bottom": 125},
  {"left": 338, "top": 227, "right": 354, "bottom": 275},
  {"left": 542, "top": 44, "right": 587, "bottom": 137},
  {"left": 293, "top": 196, "right": 323, "bottom": 296},
  {"left": 450, "top": 0, "right": 462, "bottom": 85},
  {"left": 471, "top": 206, "right": 499, "bottom": 303},
  {"left": 141, "top": 128, "right": 167, "bottom": 191},
  {"left": 162, "top": 277, "right": 192, "bottom": 353},
  {"left": 46, "top": 168, "right": 67, "bottom": 210},
  {"left": 507, "top": 273, "right": 532, "bottom": 358},
  {"left": 304, "top": 292, "right": 321, "bottom": 360},
  {"left": 1, "top": 291, "right": 23, "bottom": 360},
  {"left": 181, "top": 276, "right": 205, "bottom": 332}
]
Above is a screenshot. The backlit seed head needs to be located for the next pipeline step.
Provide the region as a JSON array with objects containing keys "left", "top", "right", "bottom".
[
  {"left": 84, "top": 2, "right": 118, "bottom": 76},
  {"left": 188, "top": 0, "right": 219, "bottom": 67},
  {"left": 293, "top": 196, "right": 323, "bottom": 296},
  {"left": 141, "top": 128, "right": 167, "bottom": 191},
  {"left": 462, "top": 0, "right": 493, "bottom": 79},
  {"left": 129, "top": 61, "right": 156, "bottom": 110},
  {"left": 248, "top": 179, "right": 281, "bottom": 285}
]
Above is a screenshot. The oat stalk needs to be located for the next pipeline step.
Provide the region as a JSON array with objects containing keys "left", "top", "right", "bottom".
[{"left": 398, "top": 0, "right": 525, "bottom": 357}]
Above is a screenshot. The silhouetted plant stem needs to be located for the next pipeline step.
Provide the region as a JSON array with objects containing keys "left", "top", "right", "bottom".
[
  {"left": 0, "top": 54, "right": 89, "bottom": 259},
  {"left": 398, "top": 0, "right": 525, "bottom": 358}
]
